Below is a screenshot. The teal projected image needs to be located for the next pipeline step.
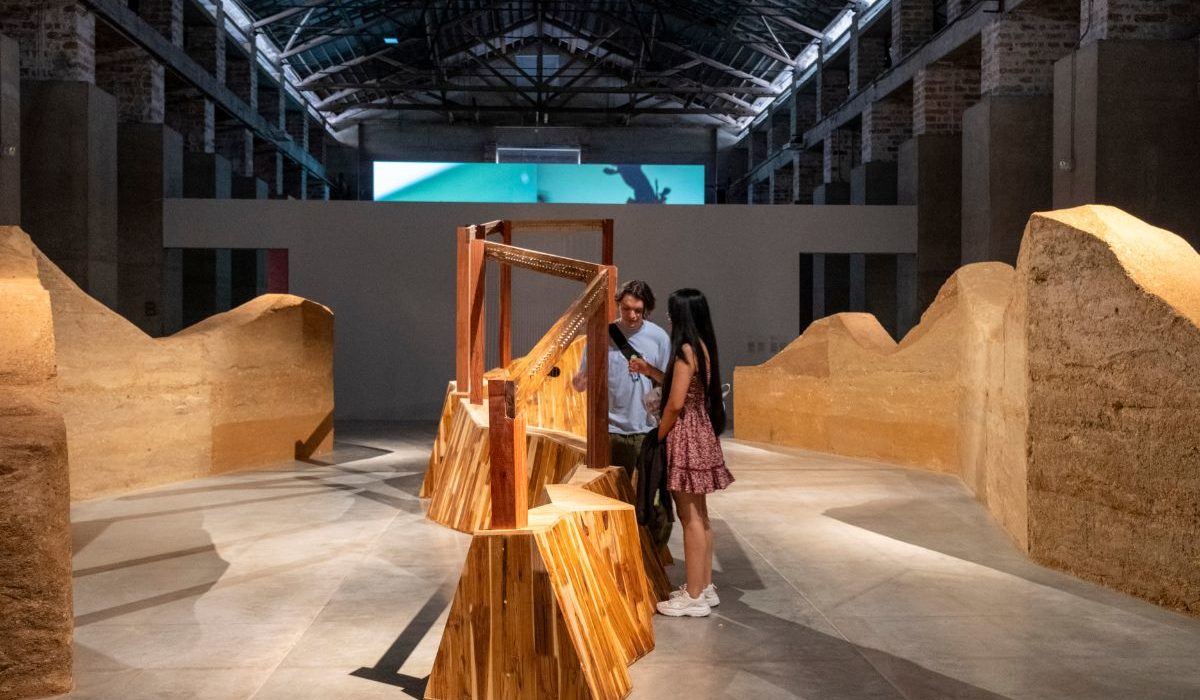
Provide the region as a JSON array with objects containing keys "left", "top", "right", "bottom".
[{"left": 373, "top": 162, "right": 705, "bottom": 204}]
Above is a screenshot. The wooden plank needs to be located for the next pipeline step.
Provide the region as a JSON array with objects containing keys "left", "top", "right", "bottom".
[
  {"left": 468, "top": 238, "right": 486, "bottom": 405},
  {"left": 585, "top": 308, "right": 609, "bottom": 472},
  {"left": 499, "top": 220, "right": 513, "bottom": 367},
  {"left": 487, "top": 378, "right": 528, "bottom": 530},
  {"left": 455, "top": 227, "right": 470, "bottom": 392},
  {"left": 586, "top": 267, "right": 615, "bottom": 470},
  {"left": 601, "top": 219, "right": 614, "bottom": 266},
  {"left": 483, "top": 242, "right": 603, "bottom": 283},
  {"left": 508, "top": 219, "right": 607, "bottom": 233},
  {"left": 421, "top": 381, "right": 466, "bottom": 499},
  {"left": 510, "top": 273, "right": 608, "bottom": 409}
]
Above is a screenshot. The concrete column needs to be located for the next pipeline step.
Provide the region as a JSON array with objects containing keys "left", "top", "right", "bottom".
[
  {"left": 849, "top": 253, "right": 866, "bottom": 312},
  {"left": 163, "top": 247, "right": 182, "bottom": 334},
  {"left": 0, "top": 34, "right": 19, "bottom": 226},
  {"left": 899, "top": 135, "right": 962, "bottom": 310},
  {"left": 818, "top": 63, "right": 849, "bottom": 119},
  {"left": 891, "top": 0, "right": 935, "bottom": 62},
  {"left": 117, "top": 123, "right": 183, "bottom": 336},
  {"left": 1053, "top": 40, "right": 1200, "bottom": 248},
  {"left": 798, "top": 253, "right": 815, "bottom": 332},
  {"left": 1081, "top": 0, "right": 1200, "bottom": 45},
  {"left": 255, "top": 248, "right": 268, "bottom": 296},
  {"left": 896, "top": 253, "right": 919, "bottom": 338},
  {"left": 215, "top": 247, "right": 232, "bottom": 312},
  {"left": 183, "top": 151, "right": 232, "bottom": 198},
  {"left": 914, "top": 60, "right": 980, "bottom": 136},
  {"left": 963, "top": 0, "right": 1076, "bottom": 264},
  {"left": 230, "top": 248, "right": 258, "bottom": 307},
  {"left": 854, "top": 95, "right": 910, "bottom": 204},
  {"left": 0, "top": 0, "right": 95, "bottom": 82},
  {"left": 822, "top": 254, "right": 852, "bottom": 316},
  {"left": 266, "top": 248, "right": 288, "bottom": 293},
  {"left": 182, "top": 248, "right": 214, "bottom": 327},
  {"left": 865, "top": 253, "right": 899, "bottom": 339},
  {"left": 21, "top": 81, "right": 118, "bottom": 308},
  {"left": 851, "top": 35, "right": 888, "bottom": 93},
  {"left": 812, "top": 253, "right": 826, "bottom": 320},
  {"left": 793, "top": 149, "right": 822, "bottom": 205}
]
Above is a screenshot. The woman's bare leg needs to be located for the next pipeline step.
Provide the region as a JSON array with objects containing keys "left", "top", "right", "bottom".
[
  {"left": 700, "top": 496, "right": 714, "bottom": 588},
  {"left": 673, "top": 491, "right": 711, "bottom": 599}
]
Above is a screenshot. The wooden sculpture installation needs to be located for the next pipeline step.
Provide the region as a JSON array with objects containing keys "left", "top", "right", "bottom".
[{"left": 422, "top": 220, "right": 668, "bottom": 700}]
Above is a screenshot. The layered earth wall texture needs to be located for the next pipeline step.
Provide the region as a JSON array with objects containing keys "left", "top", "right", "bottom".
[
  {"left": 0, "top": 228, "right": 72, "bottom": 697},
  {"left": 735, "top": 205, "right": 1200, "bottom": 615}
]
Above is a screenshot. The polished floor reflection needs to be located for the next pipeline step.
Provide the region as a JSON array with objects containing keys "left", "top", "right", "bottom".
[{"left": 61, "top": 422, "right": 1200, "bottom": 699}]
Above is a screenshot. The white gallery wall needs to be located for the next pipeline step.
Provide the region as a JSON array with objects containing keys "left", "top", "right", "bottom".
[{"left": 164, "top": 201, "right": 916, "bottom": 420}]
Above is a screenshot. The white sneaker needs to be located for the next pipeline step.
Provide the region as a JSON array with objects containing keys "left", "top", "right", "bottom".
[
  {"left": 669, "top": 583, "right": 720, "bottom": 607},
  {"left": 657, "top": 590, "right": 711, "bottom": 617}
]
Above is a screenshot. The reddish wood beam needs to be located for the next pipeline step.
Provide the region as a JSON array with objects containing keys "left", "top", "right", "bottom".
[
  {"left": 601, "top": 219, "right": 614, "bottom": 266},
  {"left": 586, "top": 265, "right": 617, "bottom": 470},
  {"left": 455, "top": 226, "right": 470, "bottom": 391},
  {"left": 468, "top": 238, "right": 486, "bottom": 404},
  {"left": 487, "top": 377, "right": 527, "bottom": 529},
  {"left": 499, "top": 220, "right": 513, "bottom": 367}
]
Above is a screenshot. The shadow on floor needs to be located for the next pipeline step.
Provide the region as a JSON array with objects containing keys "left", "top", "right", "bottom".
[
  {"left": 650, "top": 518, "right": 1015, "bottom": 699},
  {"left": 349, "top": 576, "right": 456, "bottom": 698}
]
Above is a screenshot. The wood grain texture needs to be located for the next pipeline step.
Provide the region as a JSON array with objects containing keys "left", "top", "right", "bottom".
[{"left": 426, "top": 485, "right": 652, "bottom": 700}]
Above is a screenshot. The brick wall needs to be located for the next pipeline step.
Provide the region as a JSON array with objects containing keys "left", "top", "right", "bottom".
[
  {"left": 750, "top": 128, "right": 768, "bottom": 165},
  {"left": 824, "top": 129, "right": 858, "bottom": 183},
  {"left": 216, "top": 126, "right": 253, "bottom": 176},
  {"left": 892, "top": 0, "right": 935, "bottom": 61},
  {"left": 186, "top": 23, "right": 225, "bottom": 83},
  {"left": 862, "top": 97, "right": 911, "bottom": 162},
  {"left": 166, "top": 94, "right": 214, "bottom": 152},
  {"left": 818, "top": 66, "right": 849, "bottom": 119},
  {"left": 1082, "top": 0, "right": 1200, "bottom": 44},
  {"left": 791, "top": 90, "right": 817, "bottom": 136},
  {"left": 286, "top": 111, "right": 309, "bottom": 151},
  {"left": 983, "top": 2, "right": 1079, "bottom": 95},
  {"left": 793, "top": 149, "right": 822, "bottom": 204},
  {"left": 95, "top": 47, "right": 165, "bottom": 123},
  {"left": 851, "top": 36, "right": 889, "bottom": 92},
  {"left": 139, "top": 0, "right": 183, "bottom": 47},
  {"left": 0, "top": 0, "right": 95, "bottom": 81},
  {"left": 226, "top": 54, "right": 257, "bottom": 110},
  {"left": 913, "top": 61, "right": 979, "bottom": 135},
  {"left": 769, "top": 109, "right": 790, "bottom": 152},
  {"left": 771, "top": 162, "right": 794, "bottom": 204}
]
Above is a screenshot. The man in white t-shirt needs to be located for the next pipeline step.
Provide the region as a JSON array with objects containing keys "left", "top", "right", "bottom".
[{"left": 573, "top": 280, "right": 671, "bottom": 472}]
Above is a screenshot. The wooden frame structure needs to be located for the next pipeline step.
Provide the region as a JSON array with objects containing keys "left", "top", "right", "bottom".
[{"left": 455, "top": 219, "right": 615, "bottom": 529}]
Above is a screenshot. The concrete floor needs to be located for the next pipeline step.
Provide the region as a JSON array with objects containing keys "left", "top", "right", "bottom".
[{"left": 60, "top": 422, "right": 1200, "bottom": 700}]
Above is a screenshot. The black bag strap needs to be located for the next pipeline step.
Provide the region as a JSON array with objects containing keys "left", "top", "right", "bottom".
[{"left": 608, "top": 323, "right": 638, "bottom": 360}]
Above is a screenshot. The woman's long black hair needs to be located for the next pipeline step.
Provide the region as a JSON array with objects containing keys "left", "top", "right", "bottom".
[{"left": 662, "top": 288, "right": 725, "bottom": 436}]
